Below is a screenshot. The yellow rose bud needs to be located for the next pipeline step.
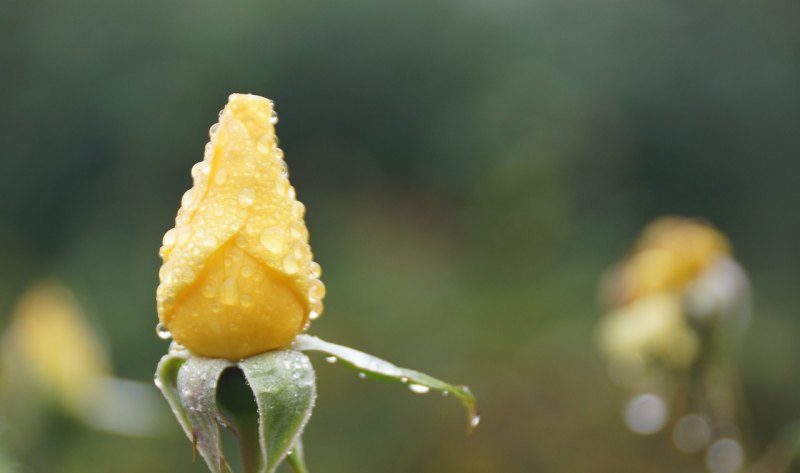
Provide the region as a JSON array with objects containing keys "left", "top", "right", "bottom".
[
  {"left": 613, "top": 217, "right": 730, "bottom": 304},
  {"left": 156, "top": 93, "right": 325, "bottom": 360},
  {"left": 2, "top": 283, "right": 110, "bottom": 414}
]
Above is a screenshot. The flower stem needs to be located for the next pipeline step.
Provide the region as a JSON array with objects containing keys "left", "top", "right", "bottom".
[{"left": 286, "top": 438, "right": 310, "bottom": 473}]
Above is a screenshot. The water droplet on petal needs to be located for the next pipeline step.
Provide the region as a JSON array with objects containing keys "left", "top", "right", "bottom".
[
  {"left": 156, "top": 323, "right": 172, "bottom": 340},
  {"left": 288, "top": 186, "right": 296, "bottom": 200},
  {"left": 325, "top": 356, "right": 337, "bottom": 364},
  {"left": 209, "top": 123, "right": 219, "bottom": 138},
  {"left": 191, "top": 161, "right": 210, "bottom": 178},
  {"left": 270, "top": 110, "right": 279, "bottom": 125},
  {"left": 221, "top": 278, "right": 238, "bottom": 305},
  {"left": 238, "top": 188, "right": 256, "bottom": 207},
  {"left": 408, "top": 384, "right": 430, "bottom": 394},
  {"left": 279, "top": 159, "right": 289, "bottom": 178},
  {"left": 200, "top": 235, "right": 216, "bottom": 248},
  {"left": 309, "top": 279, "right": 326, "bottom": 300},
  {"left": 162, "top": 228, "right": 177, "bottom": 247},
  {"left": 214, "top": 167, "right": 227, "bottom": 185},
  {"left": 177, "top": 225, "right": 192, "bottom": 245},
  {"left": 260, "top": 227, "right": 286, "bottom": 253},
  {"left": 181, "top": 189, "right": 195, "bottom": 208},
  {"left": 257, "top": 134, "right": 272, "bottom": 154},
  {"left": 181, "top": 268, "right": 196, "bottom": 282},
  {"left": 283, "top": 255, "right": 299, "bottom": 274},
  {"left": 310, "top": 261, "right": 322, "bottom": 278}
]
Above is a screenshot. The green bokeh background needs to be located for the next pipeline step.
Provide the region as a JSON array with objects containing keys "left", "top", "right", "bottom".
[{"left": 2, "top": 0, "right": 800, "bottom": 471}]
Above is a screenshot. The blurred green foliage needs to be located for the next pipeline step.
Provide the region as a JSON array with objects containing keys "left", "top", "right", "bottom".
[{"left": 1, "top": 0, "right": 800, "bottom": 471}]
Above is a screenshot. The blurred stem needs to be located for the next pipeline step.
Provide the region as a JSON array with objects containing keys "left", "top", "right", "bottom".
[
  {"left": 286, "top": 438, "right": 309, "bottom": 473},
  {"left": 749, "top": 421, "right": 800, "bottom": 473}
]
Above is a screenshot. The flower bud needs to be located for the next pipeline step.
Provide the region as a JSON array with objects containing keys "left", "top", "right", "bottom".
[
  {"left": 609, "top": 217, "right": 730, "bottom": 305},
  {"left": 156, "top": 94, "right": 325, "bottom": 360}
]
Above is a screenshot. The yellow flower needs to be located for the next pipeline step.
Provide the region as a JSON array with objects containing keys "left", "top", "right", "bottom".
[
  {"left": 156, "top": 94, "right": 325, "bottom": 360},
  {"left": 2, "top": 283, "right": 110, "bottom": 414},
  {"left": 611, "top": 217, "right": 730, "bottom": 305},
  {"left": 597, "top": 294, "right": 699, "bottom": 371}
]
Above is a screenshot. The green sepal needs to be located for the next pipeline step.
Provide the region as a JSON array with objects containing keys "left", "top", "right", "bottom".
[
  {"left": 155, "top": 346, "right": 316, "bottom": 473},
  {"left": 292, "top": 334, "right": 479, "bottom": 432}
]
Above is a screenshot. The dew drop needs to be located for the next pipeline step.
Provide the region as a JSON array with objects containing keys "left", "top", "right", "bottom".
[
  {"left": 214, "top": 167, "right": 227, "bottom": 185},
  {"left": 257, "top": 134, "right": 272, "bottom": 154},
  {"left": 289, "top": 221, "right": 307, "bottom": 240},
  {"left": 181, "top": 268, "right": 196, "bottom": 283},
  {"left": 310, "top": 299, "right": 324, "bottom": 318},
  {"left": 288, "top": 186, "right": 296, "bottom": 200},
  {"left": 275, "top": 148, "right": 284, "bottom": 161},
  {"left": 275, "top": 177, "right": 289, "bottom": 195},
  {"left": 238, "top": 188, "right": 256, "bottom": 207},
  {"left": 400, "top": 377, "right": 409, "bottom": 384},
  {"left": 471, "top": 413, "right": 481, "bottom": 428},
  {"left": 202, "top": 235, "right": 218, "bottom": 248},
  {"left": 270, "top": 110, "right": 279, "bottom": 125},
  {"left": 325, "top": 356, "right": 338, "bottom": 364},
  {"left": 156, "top": 323, "right": 172, "bottom": 340},
  {"left": 209, "top": 123, "right": 219, "bottom": 138},
  {"left": 292, "top": 201, "right": 305, "bottom": 217},
  {"left": 279, "top": 159, "right": 289, "bottom": 178},
  {"left": 191, "top": 161, "right": 210, "bottom": 178},
  {"left": 177, "top": 225, "right": 192, "bottom": 245},
  {"left": 310, "top": 261, "right": 322, "bottom": 278},
  {"left": 358, "top": 372, "right": 367, "bottom": 379},
  {"left": 162, "top": 228, "right": 177, "bottom": 247},
  {"left": 441, "top": 391, "right": 449, "bottom": 397},
  {"left": 309, "top": 279, "right": 326, "bottom": 300},
  {"left": 408, "top": 384, "right": 430, "bottom": 394},
  {"left": 283, "top": 255, "right": 300, "bottom": 274},
  {"left": 181, "top": 189, "right": 195, "bottom": 208},
  {"left": 221, "top": 278, "right": 238, "bottom": 305},
  {"left": 260, "top": 227, "right": 286, "bottom": 254}
]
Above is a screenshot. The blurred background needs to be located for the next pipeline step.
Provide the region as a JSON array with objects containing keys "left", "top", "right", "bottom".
[{"left": 1, "top": 0, "right": 800, "bottom": 471}]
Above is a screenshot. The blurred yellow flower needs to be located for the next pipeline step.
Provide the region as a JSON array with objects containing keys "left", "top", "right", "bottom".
[
  {"left": 610, "top": 217, "right": 730, "bottom": 305},
  {"left": 1, "top": 283, "right": 110, "bottom": 415},
  {"left": 597, "top": 294, "right": 699, "bottom": 372},
  {"left": 156, "top": 94, "right": 325, "bottom": 360}
]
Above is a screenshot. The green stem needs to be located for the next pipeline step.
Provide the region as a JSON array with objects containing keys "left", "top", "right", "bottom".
[{"left": 286, "top": 438, "right": 310, "bottom": 473}]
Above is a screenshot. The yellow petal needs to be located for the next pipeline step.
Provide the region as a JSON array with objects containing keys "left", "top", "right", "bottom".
[
  {"left": 156, "top": 94, "right": 325, "bottom": 360},
  {"left": 617, "top": 217, "right": 730, "bottom": 303}
]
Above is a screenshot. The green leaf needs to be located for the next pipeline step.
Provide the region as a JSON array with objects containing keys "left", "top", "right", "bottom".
[
  {"left": 291, "top": 334, "right": 479, "bottom": 432},
  {"left": 238, "top": 350, "right": 316, "bottom": 473}
]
